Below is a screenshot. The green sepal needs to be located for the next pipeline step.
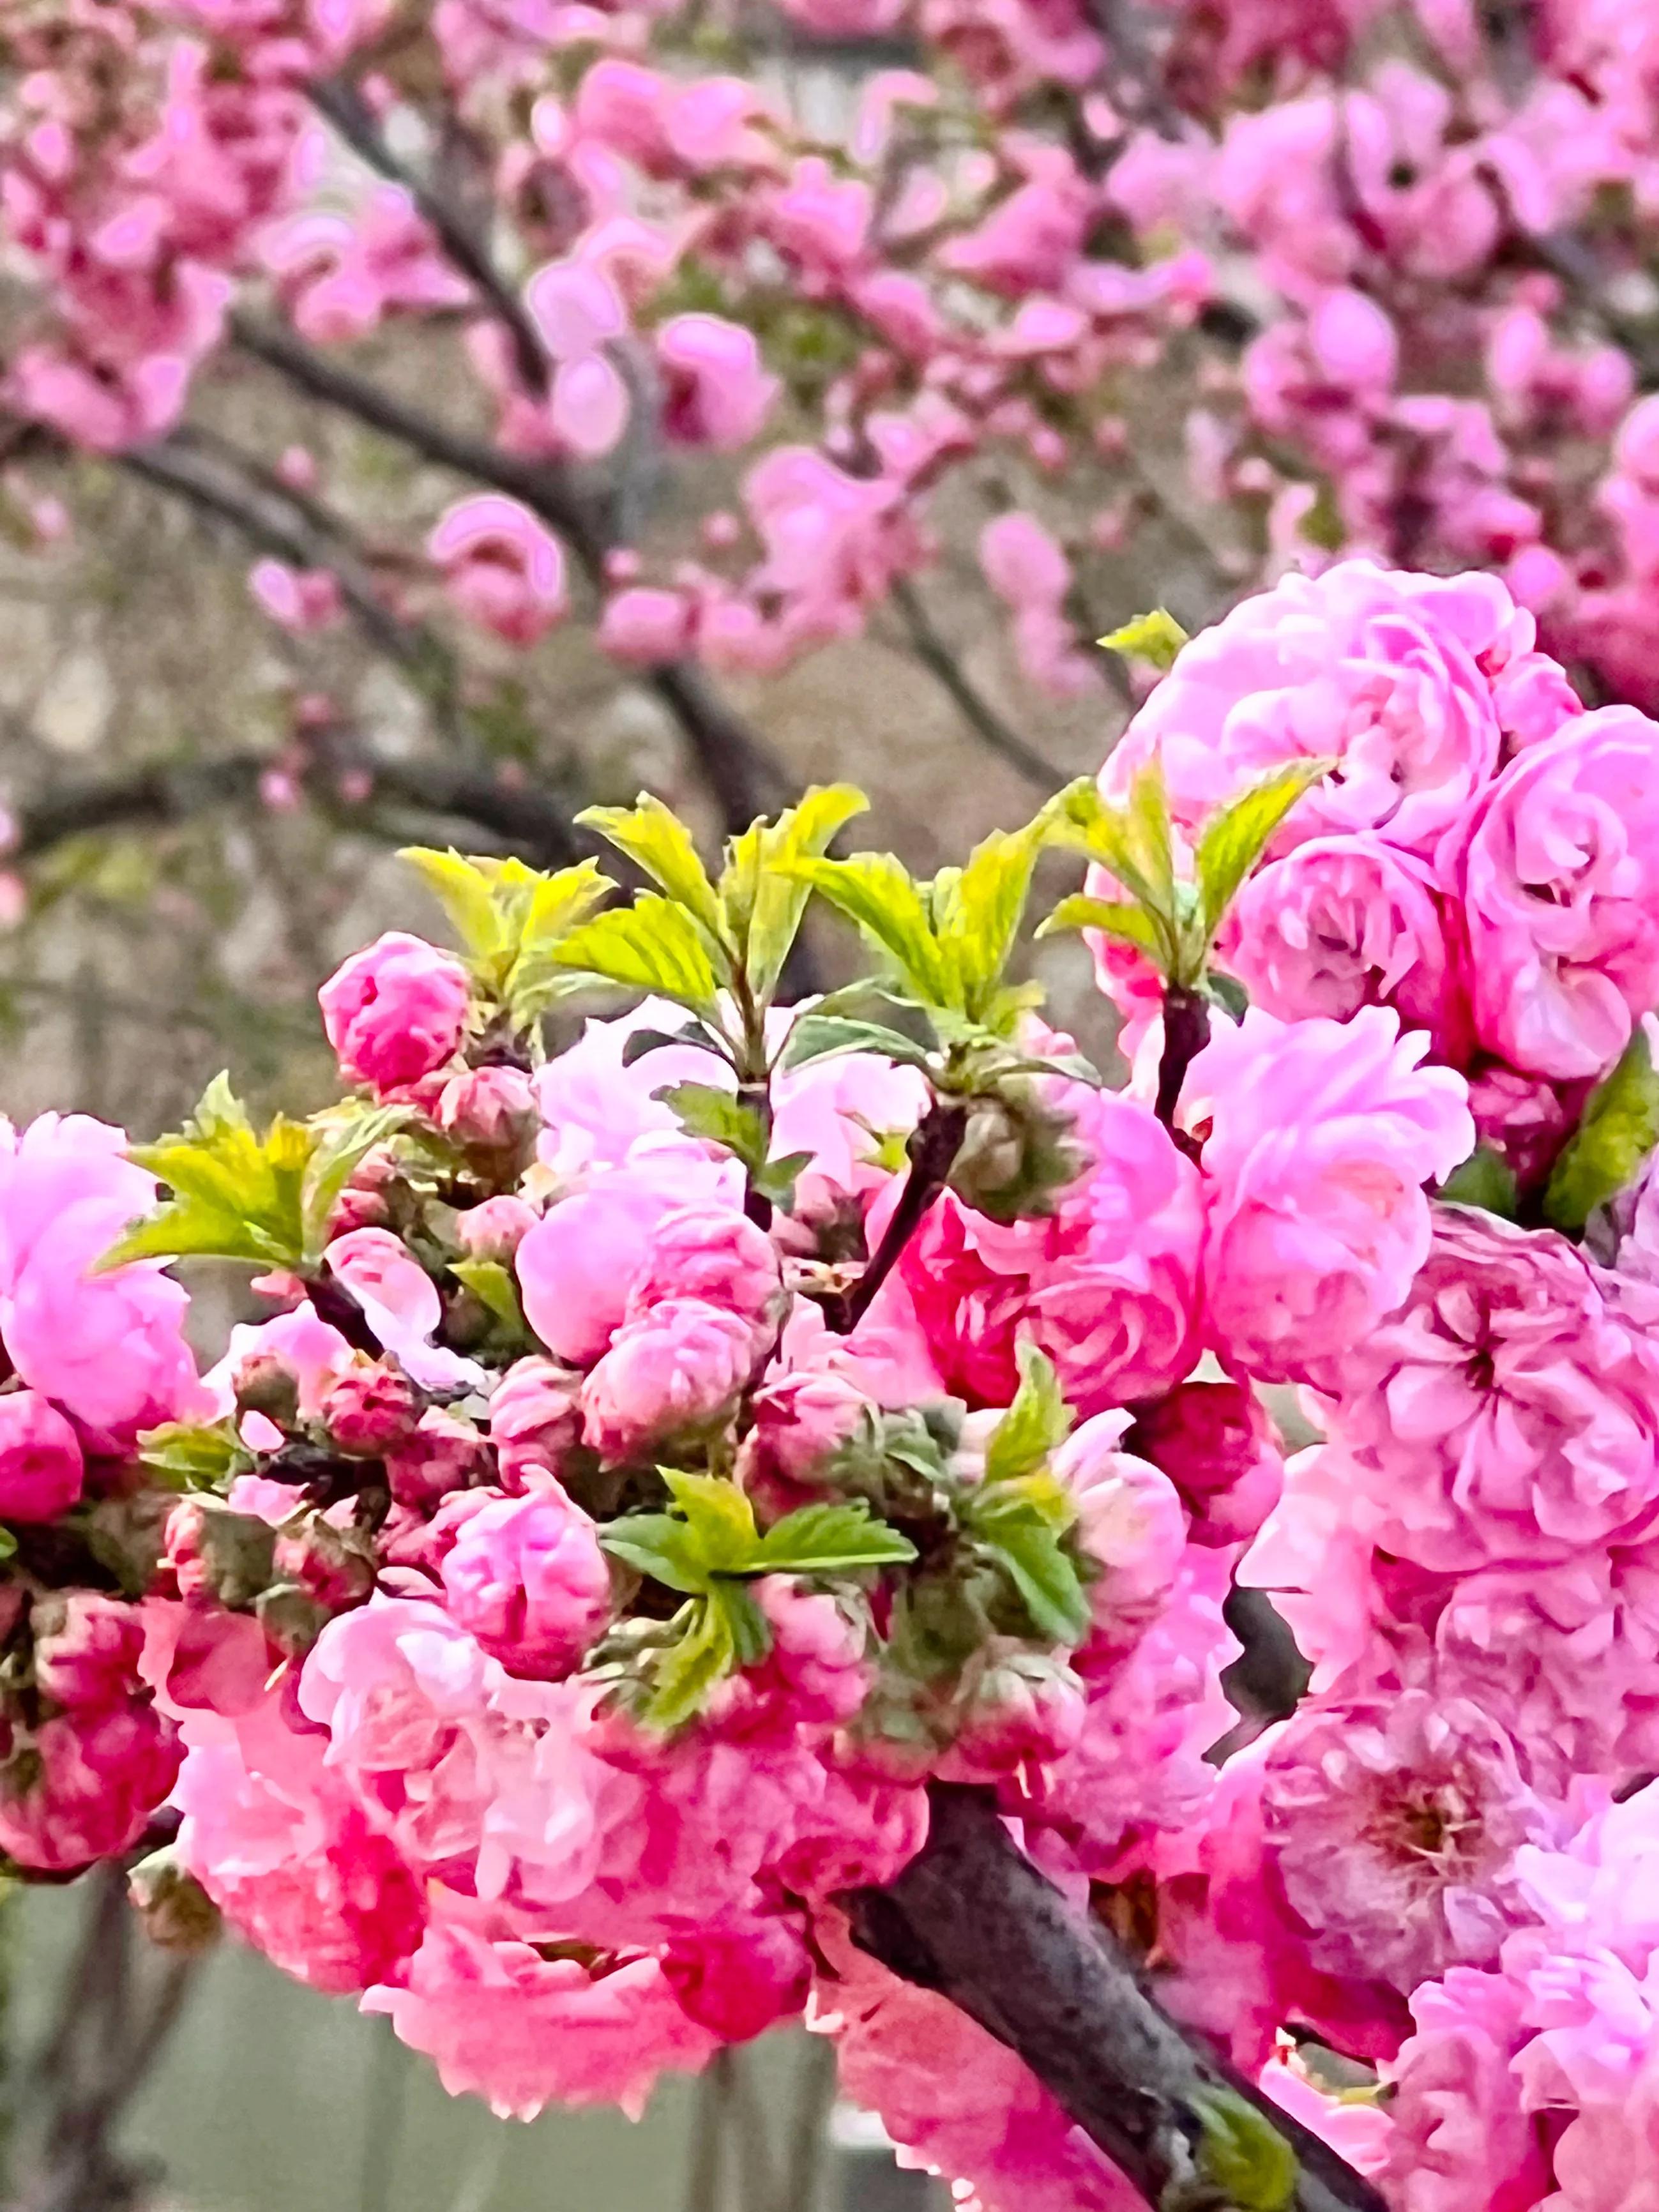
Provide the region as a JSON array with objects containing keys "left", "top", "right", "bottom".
[{"left": 1544, "top": 1026, "right": 1659, "bottom": 1234}]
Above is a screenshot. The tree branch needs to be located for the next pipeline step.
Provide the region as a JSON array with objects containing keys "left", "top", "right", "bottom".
[
  {"left": 308, "top": 77, "right": 552, "bottom": 396},
  {"left": 889, "top": 577, "right": 1069, "bottom": 790},
  {"left": 846, "top": 1785, "right": 1388, "bottom": 2212}
]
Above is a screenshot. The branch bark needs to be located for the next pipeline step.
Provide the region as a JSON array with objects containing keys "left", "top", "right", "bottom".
[
  {"left": 846, "top": 1785, "right": 1388, "bottom": 2212},
  {"left": 889, "top": 577, "right": 1070, "bottom": 791}
]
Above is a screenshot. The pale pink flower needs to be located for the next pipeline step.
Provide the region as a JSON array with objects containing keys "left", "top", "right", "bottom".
[
  {"left": 1104, "top": 560, "right": 1515, "bottom": 858},
  {"left": 363, "top": 1923, "right": 716, "bottom": 2119},
  {"left": 1190, "top": 1006, "right": 1474, "bottom": 1383},
  {"left": 625, "top": 1202, "right": 784, "bottom": 1340},
  {"left": 1053, "top": 1413, "right": 1188, "bottom": 1649},
  {"left": 439, "top": 1480, "right": 612, "bottom": 1679},
  {"left": 0, "top": 1391, "right": 84, "bottom": 1522},
  {"left": 1313, "top": 1207, "right": 1659, "bottom": 1568},
  {"left": 1446, "top": 704, "right": 1659, "bottom": 1080},
  {"left": 486, "top": 1358, "right": 582, "bottom": 1490},
  {"left": 428, "top": 496, "right": 567, "bottom": 648},
  {"left": 580, "top": 1298, "right": 755, "bottom": 1459},
  {"left": 1218, "top": 835, "right": 1464, "bottom": 1054},
  {"left": 1381, "top": 1969, "right": 1547, "bottom": 2212},
  {"left": 319, "top": 932, "right": 471, "bottom": 1095},
  {"left": 515, "top": 1175, "right": 685, "bottom": 1364}
]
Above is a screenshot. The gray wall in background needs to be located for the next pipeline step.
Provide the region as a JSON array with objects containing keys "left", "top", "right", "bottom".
[{"left": 11, "top": 1884, "right": 843, "bottom": 2212}]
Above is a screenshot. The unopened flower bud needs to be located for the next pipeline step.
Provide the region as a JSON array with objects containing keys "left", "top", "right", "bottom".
[
  {"left": 273, "top": 1510, "right": 377, "bottom": 1612},
  {"left": 946, "top": 1080, "right": 1087, "bottom": 1223},
  {"left": 234, "top": 1352, "right": 301, "bottom": 1427},
  {"left": 457, "top": 1195, "right": 538, "bottom": 1262},
  {"left": 437, "top": 1066, "right": 540, "bottom": 1162},
  {"left": 164, "top": 1497, "right": 278, "bottom": 1611},
  {"left": 31, "top": 1591, "right": 145, "bottom": 1711},
  {"left": 129, "top": 1844, "right": 222, "bottom": 1954},
  {"left": 318, "top": 1361, "right": 421, "bottom": 1456}
]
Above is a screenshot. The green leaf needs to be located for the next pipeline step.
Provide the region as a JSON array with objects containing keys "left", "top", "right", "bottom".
[
  {"left": 978, "top": 1519, "right": 1091, "bottom": 1646},
  {"left": 0, "top": 1527, "right": 16, "bottom": 1564},
  {"left": 778, "top": 1015, "right": 936, "bottom": 1073},
  {"left": 753, "top": 1500, "right": 918, "bottom": 1575},
  {"left": 661, "top": 1469, "right": 759, "bottom": 1570},
  {"left": 299, "top": 1102, "right": 413, "bottom": 1265},
  {"left": 1126, "top": 759, "right": 1176, "bottom": 920},
  {"left": 644, "top": 1597, "right": 736, "bottom": 1730},
  {"left": 1182, "top": 2088, "right": 1298, "bottom": 2212},
  {"left": 450, "top": 1259, "right": 527, "bottom": 1332},
  {"left": 577, "top": 795, "right": 728, "bottom": 945},
  {"left": 654, "top": 1082, "right": 767, "bottom": 1173},
  {"left": 750, "top": 1150, "right": 814, "bottom": 1211},
  {"left": 931, "top": 795, "right": 1080, "bottom": 1027},
  {"left": 782, "top": 854, "right": 955, "bottom": 1010},
  {"left": 107, "top": 1077, "right": 320, "bottom": 1271},
  {"left": 1195, "top": 758, "right": 1335, "bottom": 942},
  {"left": 1544, "top": 1027, "right": 1659, "bottom": 1233},
  {"left": 621, "top": 1023, "right": 723, "bottom": 1070},
  {"left": 400, "top": 847, "right": 504, "bottom": 962},
  {"left": 983, "top": 1345, "right": 1073, "bottom": 1485},
  {"left": 598, "top": 1513, "right": 713, "bottom": 1595},
  {"left": 709, "top": 1579, "right": 773, "bottom": 1669},
  {"left": 1036, "top": 895, "right": 1169, "bottom": 968},
  {"left": 1204, "top": 970, "right": 1250, "bottom": 1022},
  {"left": 501, "top": 860, "right": 615, "bottom": 1026},
  {"left": 721, "top": 785, "right": 868, "bottom": 1005},
  {"left": 1043, "top": 787, "right": 1176, "bottom": 954},
  {"left": 137, "top": 1420, "right": 250, "bottom": 1494},
  {"left": 551, "top": 896, "right": 722, "bottom": 1015},
  {"left": 1439, "top": 1144, "right": 1519, "bottom": 1220},
  {"left": 1098, "top": 608, "right": 1188, "bottom": 671}
]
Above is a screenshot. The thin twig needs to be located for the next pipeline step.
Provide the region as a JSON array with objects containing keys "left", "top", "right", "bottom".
[{"left": 889, "top": 579, "right": 1069, "bottom": 790}]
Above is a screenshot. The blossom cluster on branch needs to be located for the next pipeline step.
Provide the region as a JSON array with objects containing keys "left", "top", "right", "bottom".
[
  {"left": 6, "top": 564, "right": 1659, "bottom": 2208},
  {"left": 9, "top": 0, "right": 1659, "bottom": 819}
]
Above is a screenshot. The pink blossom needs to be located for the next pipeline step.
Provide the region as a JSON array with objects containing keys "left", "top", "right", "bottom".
[
  {"left": 1446, "top": 704, "right": 1659, "bottom": 1080},
  {"left": 598, "top": 586, "right": 695, "bottom": 663},
  {"left": 1052, "top": 1413, "right": 1188, "bottom": 1648},
  {"left": 522, "top": 260, "right": 631, "bottom": 459},
  {"left": 661, "top": 1917, "right": 812, "bottom": 2043},
  {"left": 0, "top": 1391, "right": 84, "bottom": 1523},
  {"left": 319, "top": 932, "right": 471, "bottom": 1095},
  {"left": 318, "top": 1361, "right": 421, "bottom": 1456},
  {"left": 434, "top": 1064, "right": 538, "bottom": 1152},
  {"left": 515, "top": 1176, "right": 686, "bottom": 1363},
  {"left": 1190, "top": 1006, "right": 1474, "bottom": 1384},
  {"left": 1381, "top": 1969, "right": 1547, "bottom": 2212},
  {"left": 386, "top": 1407, "right": 490, "bottom": 1510},
  {"left": 625, "top": 1202, "right": 784, "bottom": 1339},
  {"left": 753, "top": 1577, "right": 871, "bottom": 1723},
  {"left": 736, "top": 1367, "right": 874, "bottom": 1501},
  {"left": 428, "top": 496, "right": 568, "bottom": 648},
  {"left": 0, "top": 1701, "right": 181, "bottom": 1873},
  {"left": 363, "top": 1923, "right": 716, "bottom": 2119},
  {"left": 248, "top": 559, "right": 342, "bottom": 633},
  {"left": 1248, "top": 1690, "right": 1556, "bottom": 1992},
  {"left": 656, "top": 316, "right": 778, "bottom": 450},
  {"left": 1312, "top": 1206, "right": 1659, "bottom": 1568},
  {"left": 898, "top": 1087, "right": 1203, "bottom": 1413},
  {"left": 455, "top": 1194, "right": 537, "bottom": 1261},
  {"left": 439, "top": 1481, "right": 612, "bottom": 1679},
  {"left": 1218, "top": 835, "right": 1463, "bottom": 1054},
  {"left": 173, "top": 1706, "right": 425, "bottom": 1994},
  {"left": 580, "top": 1298, "right": 756, "bottom": 1458},
  {"left": 31, "top": 1591, "right": 146, "bottom": 1711},
  {"left": 1105, "top": 561, "right": 1515, "bottom": 858},
  {"left": 486, "top": 1358, "right": 582, "bottom": 1490},
  {"left": 1125, "top": 1380, "right": 1285, "bottom": 1550}
]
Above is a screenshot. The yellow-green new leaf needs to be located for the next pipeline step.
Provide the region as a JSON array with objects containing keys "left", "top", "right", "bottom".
[
  {"left": 1183, "top": 2089, "right": 1298, "bottom": 2212},
  {"left": 1098, "top": 607, "right": 1188, "bottom": 671},
  {"left": 109, "top": 1078, "right": 321, "bottom": 1271},
  {"left": 1195, "top": 757, "right": 1334, "bottom": 941},
  {"left": 1037, "top": 894, "right": 1170, "bottom": 971},
  {"left": 932, "top": 803, "right": 1064, "bottom": 1026},
  {"left": 501, "top": 859, "right": 614, "bottom": 1026},
  {"left": 1043, "top": 785, "right": 1168, "bottom": 923},
  {"left": 720, "top": 785, "right": 868, "bottom": 1004},
  {"left": 577, "top": 795, "right": 728, "bottom": 946},
  {"left": 400, "top": 848, "right": 504, "bottom": 964},
  {"left": 785, "top": 852, "right": 955, "bottom": 1009},
  {"left": 551, "top": 895, "right": 722, "bottom": 1015},
  {"left": 645, "top": 1598, "right": 737, "bottom": 1731}
]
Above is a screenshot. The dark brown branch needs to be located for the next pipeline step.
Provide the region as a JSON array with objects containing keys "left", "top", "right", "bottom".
[
  {"left": 1153, "top": 981, "right": 1209, "bottom": 1139},
  {"left": 827, "top": 1098, "right": 967, "bottom": 1333},
  {"left": 847, "top": 1785, "right": 1388, "bottom": 2212}
]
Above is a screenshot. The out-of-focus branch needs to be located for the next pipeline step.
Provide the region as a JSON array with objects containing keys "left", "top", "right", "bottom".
[
  {"left": 12, "top": 741, "right": 586, "bottom": 870},
  {"left": 226, "top": 314, "right": 799, "bottom": 831},
  {"left": 308, "top": 77, "right": 552, "bottom": 395},
  {"left": 119, "top": 436, "right": 435, "bottom": 672},
  {"left": 888, "top": 577, "right": 1069, "bottom": 790}
]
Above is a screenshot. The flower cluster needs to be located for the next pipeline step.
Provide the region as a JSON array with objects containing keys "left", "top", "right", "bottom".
[{"left": 12, "top": 577, "right": 1659, "bottom": 2212}]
